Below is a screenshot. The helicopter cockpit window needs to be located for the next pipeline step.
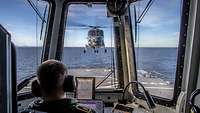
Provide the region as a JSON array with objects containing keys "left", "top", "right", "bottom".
[
  {"left": 63, "top": 4, "right": 118, "bottom": 89},
  {"left": 0, "top": 0, "right": 50, "bottom": 94},
  {"left": 130, "top": 0, "right": 182, "bottom": 100}
]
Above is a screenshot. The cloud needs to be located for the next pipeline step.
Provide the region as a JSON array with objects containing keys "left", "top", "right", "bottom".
[
  {"left": 68, "top": 4, "right": 106, "bottom": 17},
  {"left": 130, "top": 0, "right": 181, "bottom": 47},
  {"left": 67, "top": 4, "right": 110, "bottom": 27},
  {"left": 1, "top": 0, "right": 181, "bottom": 47},
  {"left": 11, "top": 31, "right": 43, "bottom": 47},
  {"left": 132, "top": 0, "right": 181, "bottom": 29},
  {"left": 1, "top": 23, "right": 43, "bottom": 47},
  {"left": 135, "top": 31, "right": 180, "bottom": 47}
]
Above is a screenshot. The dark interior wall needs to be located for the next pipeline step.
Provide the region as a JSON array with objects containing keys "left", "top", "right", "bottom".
[{"left": 195, "top": 63, "right": 200, "bottom": 107}]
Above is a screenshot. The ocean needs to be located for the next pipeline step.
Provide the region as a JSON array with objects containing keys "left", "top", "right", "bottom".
[{"left": 16, "top": 47, "right": 178, "bottom": 83}]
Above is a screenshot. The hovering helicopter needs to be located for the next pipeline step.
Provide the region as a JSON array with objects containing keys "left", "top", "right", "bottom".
[
  {"left": 85, "top": 25, "right": 108, "bottom": 53},
  {"left": 86, "top": 26, "right": 105, "bottom": 49},
  {"left": 69, "top": 23, "right": 108, "bottom": 53}
]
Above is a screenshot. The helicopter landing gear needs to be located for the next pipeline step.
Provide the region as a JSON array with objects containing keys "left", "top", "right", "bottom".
[
  {"left": 104, "top": 49, "right": 107, "bottom": 53},
  {"left": 83, "top": 49, "right": 86, "bottom": 53},
  {"left": 83, "top": 48, "right": 107, "bottom": 53},
  {"left": 94, "top": 49, "right": 99, "bottom": 53}
]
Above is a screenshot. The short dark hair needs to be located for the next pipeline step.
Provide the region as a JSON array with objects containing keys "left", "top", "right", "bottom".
[{"left": 37, "top": 60, "right": 67, "bottom": 94}]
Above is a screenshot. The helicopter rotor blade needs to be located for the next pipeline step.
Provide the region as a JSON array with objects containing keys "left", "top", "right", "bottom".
[
  {"left": 68, "top": 21, "right": 110, "bottom": 29},
  {"left": 66, "top": 26, "right": 110, "bottom": 30},
  {"left": 65, "top": 27, "right": 90, "bottom": 31},
  {"left": 98, "top": 26, "right": 110, "bottom": 28},
  {"left": 68, "top": 21, "right": 91, "bottom": 28}
]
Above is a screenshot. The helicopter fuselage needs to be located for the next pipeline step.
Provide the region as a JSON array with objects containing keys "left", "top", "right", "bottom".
[{"left": 86, "top": 28, "right": 105, "bottom": 48}]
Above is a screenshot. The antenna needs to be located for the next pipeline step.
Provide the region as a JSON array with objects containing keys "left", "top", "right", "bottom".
[
  {"left": 26, "top": 0, "right": 46, "bottom": 23},
  {"left": 137, "top": 0, "right": 155, "bottom": 23}
]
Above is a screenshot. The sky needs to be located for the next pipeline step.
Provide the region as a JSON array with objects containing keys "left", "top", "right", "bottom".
[{"left": 0, "top": 0, "right": 182, "bottom": 47}]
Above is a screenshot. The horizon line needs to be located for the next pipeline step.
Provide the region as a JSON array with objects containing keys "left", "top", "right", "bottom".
[{"left": 15, "top": 46, "right": 179, "bottom": 48}]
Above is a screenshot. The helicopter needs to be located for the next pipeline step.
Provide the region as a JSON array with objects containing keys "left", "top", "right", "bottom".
[
  {"left": 86, "top": 26, "right": 105, "bottom": 49},
  {"left": 68, "top": 23, "right": 108, "bottom": 53}
]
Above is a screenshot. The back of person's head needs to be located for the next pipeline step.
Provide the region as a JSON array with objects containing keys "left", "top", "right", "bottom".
[{"left": 37, "top": 59, "right": 67, "bottom": 96}]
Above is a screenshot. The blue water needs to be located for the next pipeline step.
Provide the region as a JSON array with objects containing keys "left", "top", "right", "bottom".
[
  {"left": 135, "top": 48, "right": 178, "bottom": 81},
  {"left": 62, "top": 47, "right": 115, "bottom": 69},
  {"left": 16, "top": 47, "right": 41, "bottom": 82},
  {"left": 16, "top": 47, "right": 178, "bottom": 83}
]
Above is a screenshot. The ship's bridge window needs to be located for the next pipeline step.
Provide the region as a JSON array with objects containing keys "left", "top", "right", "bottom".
[
  {"left": 63, "top": 4, "right": 118, "bottom": 89},
  {"left": 130, "top": 0, "right": 182, "bottom": 100},
  {"left": 0, "top": 0, "right": 49, "bottom": 93}
]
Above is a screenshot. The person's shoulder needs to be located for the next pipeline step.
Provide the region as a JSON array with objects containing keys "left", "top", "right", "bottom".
[{"left": 75, "top": 105, "right": 96, "bottom": 113}]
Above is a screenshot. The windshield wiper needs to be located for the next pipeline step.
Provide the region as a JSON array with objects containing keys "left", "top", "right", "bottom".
[
  {"left": 17, "top": 75, "right": 36, "bottom": 92},
  {"left": 96, "top": 70, "right": 114, "bottom": 88},
  {"left": 40, "top": 5, "right": 48, "bottom": 40}
]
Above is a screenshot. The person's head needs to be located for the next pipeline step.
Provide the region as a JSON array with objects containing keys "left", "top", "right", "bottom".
[{"left": 37, "top": 59, "right": 67, "bottom": 101}]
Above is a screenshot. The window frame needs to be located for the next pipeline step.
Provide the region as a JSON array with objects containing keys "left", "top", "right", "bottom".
[
  {"left": 130, "top": 0, "right": 191, "bottom": 106},
  {"left": 42, "top": 0, "right": 56, "bottom": 61},
  {"left": 62, "top": 3, "right": 120, "bottom": 89},
  {"left": 16, "top": 0, "right": 52, "bottom": 95}
]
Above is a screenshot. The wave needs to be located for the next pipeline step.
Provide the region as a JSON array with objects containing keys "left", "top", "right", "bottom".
[{"left": 137, "top": 69, "right": 173, "bottom": 85}]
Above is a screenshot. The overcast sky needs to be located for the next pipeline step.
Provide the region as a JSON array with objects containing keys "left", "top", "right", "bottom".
[{"left": 0, "top": 0, "right": 182, "bottom": 47}]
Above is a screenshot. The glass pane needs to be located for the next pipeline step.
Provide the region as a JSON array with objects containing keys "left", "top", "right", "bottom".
[
  {"left": 64, "top": 4, "right": 118, "bottom": 89},
  {"left": 130, "top": 0, "right": 182, "bottom": 99},
  {"left": 0, "top": 0, "right": 49, "bottom": 93}
]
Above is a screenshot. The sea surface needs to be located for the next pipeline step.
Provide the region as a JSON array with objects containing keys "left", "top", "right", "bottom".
[{"left": 16, "top": 47, "right": 178, "bottom": 83}]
